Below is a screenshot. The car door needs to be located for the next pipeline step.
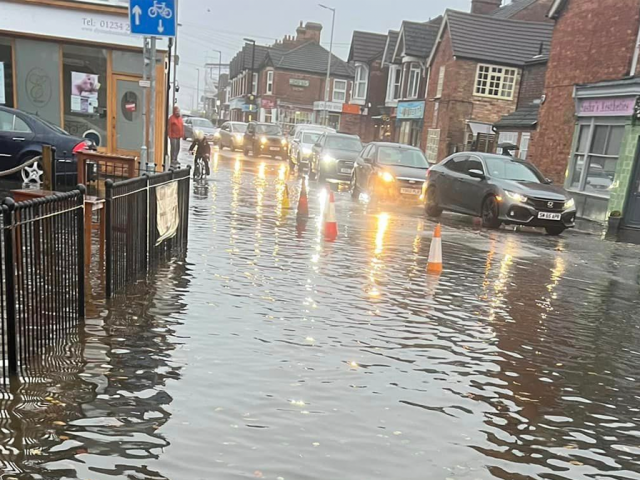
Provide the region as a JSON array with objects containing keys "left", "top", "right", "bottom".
[
  {"left": 0, "top": 110, "right": 36, "bottom": 167},
  {"left": 354, "top": 144, "right": 372, "bottom": 188},
  {"left": 219, "top": 123, "right": 230, "bottom": 147},
  {"left": 459, "top": 155, "right": 488, "bottom": 215},
  {"left": 439, "top": 155, "right": 469, "bottom": 210},
  {"left": 359, "top": 145, "right": 377, "bottom": 191}
]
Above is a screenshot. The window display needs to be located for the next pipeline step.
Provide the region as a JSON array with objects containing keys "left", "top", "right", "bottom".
[{"left": 0, "top": 37, "right": 15, "bottom": 107}]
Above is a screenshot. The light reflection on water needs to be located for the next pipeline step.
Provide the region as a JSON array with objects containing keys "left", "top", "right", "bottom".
[{"left": 1, "top": 154, "right": 640, "bottom": 479}]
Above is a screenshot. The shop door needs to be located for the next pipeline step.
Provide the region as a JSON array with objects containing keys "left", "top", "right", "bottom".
[
  {"left": 113, "top": 75, "right": 144, "bottom": 156},
  {"left": 625, "top": 137, "right": 640, "bottom": 228}
]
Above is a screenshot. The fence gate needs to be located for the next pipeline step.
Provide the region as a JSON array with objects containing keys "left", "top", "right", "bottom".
[{"left": 105, "top": 169, "right": 190, "bottom": 297}]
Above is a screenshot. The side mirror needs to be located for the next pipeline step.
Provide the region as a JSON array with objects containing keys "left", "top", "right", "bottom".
[
  {"left": 363, "top": 157, "right": 373, "bottom": 164},
  {"left": 468, "top": 169, "right": 485, "bottom": 180},
  {"left": 544, "top": 178, "right": 553, "bottom": 185}
]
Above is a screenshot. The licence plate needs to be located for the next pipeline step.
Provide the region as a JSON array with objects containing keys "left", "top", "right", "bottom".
[
  {"left": 401, "top": 188, "right": 421, "bottom": 195},
  {"left": 538, "top": 212, "right": 562, "bottom": 221},
  {"left": 341, "top": 168, "right": 352, "bottom": 174},
  {"left": 269, "top": 147, "right": 280, "bottom": 151}
]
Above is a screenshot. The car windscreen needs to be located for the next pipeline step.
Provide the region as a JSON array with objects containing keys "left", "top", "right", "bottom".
[
  {"left": 325, "top": 136, "right": 362, "bottom": 151},
  {"left": 192, "top": 119, "right": 214, "bottom": 128},
  {"left": 484, "top": 157, "right": 543, "bottom": 183},
  {"left": 256, "top": 124, "right": 282, "bottom": 135},
  {"left": 377, "top": 147, "right": 429, "bottom": 168},
  {"left": 232, "top": 123, "right": 247, "bottom": 133},
  {"left": 302, "top": 132, "right": 322, "bottom": 144}
]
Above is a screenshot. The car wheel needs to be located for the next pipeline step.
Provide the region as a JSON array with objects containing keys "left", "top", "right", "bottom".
[
  {"left": 244, "top": 146, "right": 251, "bottom": 157},
  {"left": 545, "top": 226, "right": 566, "bottom": 236},
  {"left": 425, "top": 186, "right": 443, "bottom": 218},
  {"left": 21, "top": 156, "right": 43, "bottom": 184},
  {"left": 350, "top": 173, "right": 361, "bottom": 200},
  {"left": 482, "top": 195, "right": 502, "bottom": 229}
]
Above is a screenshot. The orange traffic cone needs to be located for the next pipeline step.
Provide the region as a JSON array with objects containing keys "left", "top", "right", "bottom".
[
  {"left": 324, "top": 189, "right": 338, "bottom": 242},
  {"left": 427, "top": 224, "right": 443, "bottom": 275},
  {"left": 297, "top": 181, "right": 309, "bottom": 221}
]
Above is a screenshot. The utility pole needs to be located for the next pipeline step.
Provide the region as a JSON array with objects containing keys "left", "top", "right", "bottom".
[
  {"left": 319, "top": 4, "right": 336, "bottom": 127},
  {"left": 244, "top": 38, "right": 256, "bottom": 122},
  {"left": 148, "top": 37, "right": 157, "bottom": 172},
  {"left": 196, "top": 67, "right": 201, "bottom": 112}
]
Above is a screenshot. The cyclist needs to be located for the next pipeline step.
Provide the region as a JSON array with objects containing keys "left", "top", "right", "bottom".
[{"left": 189, "top": 130, "right": 211, "bottom": 177}]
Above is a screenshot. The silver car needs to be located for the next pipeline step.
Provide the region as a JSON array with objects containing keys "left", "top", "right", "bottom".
[
  {"left": 425, "top": 152, "right": 577, "bottom": 236},
  {"left": 289, "top": 129, "right": 327, "bottom": 169},
  {"left": 216, "top": 121, "right": 247, "bottom": 151}
]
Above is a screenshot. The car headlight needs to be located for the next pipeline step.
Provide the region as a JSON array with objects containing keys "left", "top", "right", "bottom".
[
  {"left": 303, "top": 147, "right": 312, "bottom": 156},
  {"left": 564, "top": 198, "right": 575, "bottom": 211},
  {"left": 505, "top": 190, "right": 528, "bottom": 203},
  {"left": 234, "top": 133, "right": 244, "bottom": 141},
  {"left": 214, "top": 131, "right": 221, "bottom": 138},
  {"left": 281, "top": 138, "right": 287, "bottom": 146},
  {"left": 378, "top": 171, "right": 395, "bottom": 183},
  {"left": 260, "top": 136, "right": 268, "bottom": 145},
  {"left": 322, "top": 155, "right": 336, "bottom": 164}
]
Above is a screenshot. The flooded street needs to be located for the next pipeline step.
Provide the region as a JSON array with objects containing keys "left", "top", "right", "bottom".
[{"left": 2, "top": 147, "right": 640, "bottom": 480}]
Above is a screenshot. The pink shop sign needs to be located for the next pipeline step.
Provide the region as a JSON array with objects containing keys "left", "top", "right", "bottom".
[{"left": 578, "top": 97, "right": 636, "bottom": 117}]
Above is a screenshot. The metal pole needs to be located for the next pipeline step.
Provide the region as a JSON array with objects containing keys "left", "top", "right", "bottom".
[
  {"left": 164, "top": 37, "right": 173, "bottom": 172},
  {"left": 141, "top": 37, "right": 149, "bottom": 174},
  {"left": 196, "top": 68, "right": 200, "bottom": 113},
  {"left": 320, "top": 5, "right": 336, "bottom": 126},
  {"left": 172, "top": 0, "right": 179, "bottom": 108},
  {"left": 76, "top": 186, "right": 86, "bottom": 318},
  {"left": 149, "top": 37, "right": 157, "bottom": 172},
  {"left": 3, "top": 200, "right": 17, "bottom": 375}
]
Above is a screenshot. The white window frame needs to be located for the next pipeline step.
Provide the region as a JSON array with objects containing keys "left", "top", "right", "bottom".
[
  {"left": 426, "top": 129, "right": 440, "bottom": 163},
  {"left": 519, "top": 132, "right": 531, "bottom": 160},
  {"left": 435, "top": 66, "right": 445, "bottom": 98},
  {"left": 333, "top": 79, "right": 347, "bottom": 102},
  {"left": 252, "top": 73, "right": 258, "bottom": 95},
  {"left": 354, "top": 63, "right": 369, "bottom": 101},
  {"left": 474, "top": 64, "right": 518, "bottom": 100},
  {"left": 407, "top": 63, "right": 421, "bottom": 100},
  {"left": 386, "top": 65, "right": 402, "bottom": 104},
  {"left": 266, "top": 70, "right": 274, "bottom": 95}
]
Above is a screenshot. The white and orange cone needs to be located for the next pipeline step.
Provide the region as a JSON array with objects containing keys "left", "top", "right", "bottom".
[
  {"left": 427, "top": 224, "right": 443, "bottom": 275},
  {"left": 324, "top": 189, "right": 338, "bottom": 242}
]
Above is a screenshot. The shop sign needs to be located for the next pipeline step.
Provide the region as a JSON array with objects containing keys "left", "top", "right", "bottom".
[
  {"left": 261, "top": 98, "right": 276, "bottom": 109},
  {"left": 125, "top": 102, "right": 137, "bottom": 112},
  {"left": 229, "top": 98, "right": 245, "bottom": 110},
  {"left": 342, "top": 103, "right": 361, "bottom": 115},
  {"left": 397, "top": 101, "right": 426, "bottom": 120},
  {"left": 578, "top": 97, "right": 636, "bottom": 117},
  {"left": 242, "top": 104, "right": 257, "bottom": 112},
  {"left": 289, "top": 78, "right": 310, "bottom": 87},
  {"left": 313, "top": 101, "right": 343, "bottom": 113}
]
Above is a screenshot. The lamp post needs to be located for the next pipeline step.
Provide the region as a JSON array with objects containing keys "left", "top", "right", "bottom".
[
  {"left": 195, "top": 67, "right": 201, "bottom": 112},
  {"left": 319, "top": 4, "right": 336, "bottom": 127},
  {"left": 243, "top": 38, "right": 256, "bottom": 122},
  {"left": 210, "top": 49, "right": 223, "bottom": 120}
]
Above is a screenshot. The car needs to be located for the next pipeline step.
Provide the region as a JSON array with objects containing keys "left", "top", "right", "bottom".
[
  {"left": 184, "top": 117, "right": 217, "bottom": 142},
  {"left": 351, "top": 142, "right": 430, "bottom": 201},
  {"left": 243, "top": 122, "right": 287, "bottom": 159},
  {"left": 215, "top": 121, "right": 247, "bottom": 151},
  {"left": 424, "top": 152, "right": 577, "bottom": 236},
  {"left": 289, "top": 129, "right": 327, "bottom": 170},
  {"left": 0, "top": 106, "right": 91, "bottom": 182},
  {"left": 309, "top": 133, "right": 364, "bottom": 182},
  {"left": 288, "top": 123, "right": 336, "bottom": 141}
]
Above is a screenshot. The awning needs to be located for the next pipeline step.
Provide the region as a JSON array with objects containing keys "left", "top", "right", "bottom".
[{"left": 467, "top": 121, "right": 493, "bottom": 136}]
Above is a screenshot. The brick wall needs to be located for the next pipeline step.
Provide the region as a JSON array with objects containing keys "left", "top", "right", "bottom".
[
  {"left": 422, "top": 29, "right": 520, "bottom": 160},
  {"left": 509, "top": 0, "right": 555, "bottom": 22},
  {"left": 529, "top": 0, "right": 640, "bottom": 183},
  {"left": 517, "top": 60, "right": 547, "bottom": 108}
]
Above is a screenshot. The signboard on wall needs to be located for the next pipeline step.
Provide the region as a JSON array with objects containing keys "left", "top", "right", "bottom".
[
  {"left": 313, "top": 101, "right": 343, "bottom": 113},
  {"left": 0, "top": 63, "right": 5, "bottom": 105},
  {"left": 577, "top": 97, "right": 636, "bottom": 117},
  {"left": 397, "top": 100, "right": 426, "bottom": 120},
  {"left": 289, "top": 78, "right": 310, "bottom": 88}
]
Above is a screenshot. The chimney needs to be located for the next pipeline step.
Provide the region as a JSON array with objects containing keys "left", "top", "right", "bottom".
[
  {"left": 296, "top": 21, "right": 323, "bottom": 44},
  {"left": 471, "top": 0, "right": 502, "bottom": 14}
]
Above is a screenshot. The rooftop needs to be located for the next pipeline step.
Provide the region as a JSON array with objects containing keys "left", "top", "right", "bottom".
[{"left": 349, "top": 31, "right": 389, "bottom": 63}]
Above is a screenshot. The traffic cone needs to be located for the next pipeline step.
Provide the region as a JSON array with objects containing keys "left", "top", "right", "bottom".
[
  {"left": 324, "top": 189, "right": 338, "bottom": 242},
  {"left": 282, "top": 184, "right": 291, "bottom": 210},
  {"left": 297, "top": 180, "right": 310, "bottom": 221},
  {"left": 427, "top": 224, "right": 443, "bottom": 275}
]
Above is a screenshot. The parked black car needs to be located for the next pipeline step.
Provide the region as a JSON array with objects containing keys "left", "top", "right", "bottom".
[
  {"left": 0, "top": 106, "right": 89, "bottom": 182},
  {"left": 243, "top": 122, "right": 287, "bottom": 159},
  {"left": 424, "top": 152, "right": 577, "bottom": 235},
  {"left": 350, "top": 142, "right": 429, "bottom": 200},
  {"left": 309, "top": 133, "right": 363, "bottom": 182}
]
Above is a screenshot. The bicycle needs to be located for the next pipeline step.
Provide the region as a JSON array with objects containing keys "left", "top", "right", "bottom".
[
  {"left": 148, "top": 1, "right": 173, "bottom": 19},
  {"left": 194, "top": 154, "right": 210, "bottom": 181}
]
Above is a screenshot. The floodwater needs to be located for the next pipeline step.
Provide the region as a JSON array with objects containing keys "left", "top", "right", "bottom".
[{"left": 2, "top": 147, "right": 640, "bottom": 480}]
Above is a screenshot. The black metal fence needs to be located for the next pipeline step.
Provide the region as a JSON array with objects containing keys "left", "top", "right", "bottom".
[
  {"left": 105, "top": 169, "right": 190, "bottom": 297},
  {"left": 0, "top": 190, "right": 85, "bottom": 378}
]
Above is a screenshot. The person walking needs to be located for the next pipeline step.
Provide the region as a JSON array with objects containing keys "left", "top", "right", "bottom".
[{"left": 168, "top": 106, "right": 184, "bottom": 169}]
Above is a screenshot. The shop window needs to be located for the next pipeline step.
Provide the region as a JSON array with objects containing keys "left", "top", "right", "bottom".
[
  {"left": 62, "top": 45, "right": 108, "bottom": 148},
  {"left": 569, "top": 121, "right": 625, "bottom": 197},
  {"left": 328, "top": 113, "right": 341, "bottom": 131},
  {"left": 0, "top": 37, "right": 15, "bottom": 108}
]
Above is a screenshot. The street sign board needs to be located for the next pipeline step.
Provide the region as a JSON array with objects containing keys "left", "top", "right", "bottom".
[{"left": 129, "top": 0, "right": 176, "bottom": 37}]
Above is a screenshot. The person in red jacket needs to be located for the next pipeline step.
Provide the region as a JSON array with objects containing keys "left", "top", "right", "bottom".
[{"left": 168, "top": 105, "right": 184, "bottom": 168}]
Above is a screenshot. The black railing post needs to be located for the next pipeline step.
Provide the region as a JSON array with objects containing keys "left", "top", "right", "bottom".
[
  {"left": 76, "top": 186, "right": 86, "bottom": 318},
  {"left": 3, "top": 200, "right": 17, "bottom": 375},
  {"left": 105, "top": 180, "right": 113, "bottom": 299},
  {"left": 145, "top": 174, "right": 150, "bottom": 272}
]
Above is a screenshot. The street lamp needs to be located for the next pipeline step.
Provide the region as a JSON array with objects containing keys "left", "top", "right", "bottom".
[
  {"left": 319, "top": 4, "right": 336, "bottom": 127},
  {"left": 195, "top": 67, "right": 201, "bottom": 112},
  {"left": 244, "top": 38, "right": 256, "bottom": 121}
]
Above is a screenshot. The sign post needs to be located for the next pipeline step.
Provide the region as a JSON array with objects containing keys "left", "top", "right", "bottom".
[{"left": 129, "top": 0, "right": 176, "bottom": 172}]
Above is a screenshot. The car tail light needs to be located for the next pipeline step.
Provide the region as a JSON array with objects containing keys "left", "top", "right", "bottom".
[{"left": 72, "top": 141, "right": 88, "bottom": 154}]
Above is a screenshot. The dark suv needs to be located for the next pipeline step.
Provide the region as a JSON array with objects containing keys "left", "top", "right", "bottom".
[{"left": 243, "top": 122, "right": 287, "bottom": 159}]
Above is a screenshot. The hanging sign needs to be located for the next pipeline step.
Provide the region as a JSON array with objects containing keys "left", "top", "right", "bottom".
[{"left": 156, "top": 182, "right": 179, "bottom": 245}]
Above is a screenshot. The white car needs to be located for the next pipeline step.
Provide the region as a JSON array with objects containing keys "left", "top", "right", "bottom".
[{"left": 289, "top": 126, "right": 336, "bottom": 169}]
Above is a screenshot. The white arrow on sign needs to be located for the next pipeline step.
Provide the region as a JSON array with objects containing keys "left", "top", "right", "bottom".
[
  {"left": 132, "top": 5, "right": 142, "bottom": 25},
  {"left": 158, "top": 19, "right": 165, "bottom": 33}
]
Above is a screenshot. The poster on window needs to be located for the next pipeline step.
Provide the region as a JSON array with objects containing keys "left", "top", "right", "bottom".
[
  {"left": 71, "top": 72, "right": 100, "bottom": 114},
  {"left": 0, "top": 62, "right": 5, "bottom": 105}
]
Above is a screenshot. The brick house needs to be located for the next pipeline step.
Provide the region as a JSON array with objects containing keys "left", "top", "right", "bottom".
[
  {"left": 422, "top": 9, "right": 554, "bottom": 163},
  {"left": 228, "top": 22, "right": 354, "bottom": 131},
  {"left": 528, "top": 0, "right": 640, "bottom": 227}
]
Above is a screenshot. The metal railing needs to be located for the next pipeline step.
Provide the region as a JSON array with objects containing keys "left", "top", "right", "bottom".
[
  {"left": 0, "top": 189, "right": 85, "bottom": 378},
  {"left": 105, "top": 169, "right": 190, "bottom": 297}
]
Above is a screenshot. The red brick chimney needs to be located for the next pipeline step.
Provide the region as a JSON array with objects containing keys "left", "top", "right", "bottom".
[
  {"left": 471, "top": 0, "right": 502, "bottom": 14},
  {"left": 296, "top": 21, "right": 323, "bottom": 44}
]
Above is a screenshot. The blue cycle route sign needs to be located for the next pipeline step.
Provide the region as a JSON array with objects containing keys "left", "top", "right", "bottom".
[{"left": 129, "top": 0, "right": 176, "bottom": 37}]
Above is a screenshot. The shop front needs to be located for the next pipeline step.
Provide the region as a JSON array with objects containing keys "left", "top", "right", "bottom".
[
  {"left": 313, "top": 101, "right": 343, "bottom": 131},
  {"left": 396, "top": 100, "right": 425, "bottom": 147},
  {"left": 567, "top": 79, "right": 640, "bottom": 227},
  {"left": 0, "top": 1, "right": 167, "bottom": 161}
]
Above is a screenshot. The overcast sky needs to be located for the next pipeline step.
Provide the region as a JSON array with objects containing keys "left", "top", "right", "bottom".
[{"left": 175, "top": 0, "right": 470, "bottom": 110}]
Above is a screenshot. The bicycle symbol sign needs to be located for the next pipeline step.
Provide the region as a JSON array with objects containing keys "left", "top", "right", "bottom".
[{"left": 129, "top": 0, "right": 176, "bottom": 37}]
